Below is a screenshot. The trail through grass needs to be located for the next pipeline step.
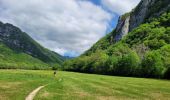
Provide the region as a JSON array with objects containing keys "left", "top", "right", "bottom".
[{"left": 0, "top": 70, "right": 170, "bottom": 100}]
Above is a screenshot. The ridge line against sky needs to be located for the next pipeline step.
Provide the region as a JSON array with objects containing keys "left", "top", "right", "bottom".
[{"left": 0, "top": 0, "right": 141, "bottom": 57}]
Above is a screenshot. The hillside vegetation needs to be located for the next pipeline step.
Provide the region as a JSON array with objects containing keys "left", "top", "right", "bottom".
[
  {"left": 0, "top": 42, "right": 50, "bottom": 70},
  {"left": 63, "top": 12, "right": 170, "bottom": 79},
  {"left": 0, "top": 21, "right": 65, "bottom": 69}
]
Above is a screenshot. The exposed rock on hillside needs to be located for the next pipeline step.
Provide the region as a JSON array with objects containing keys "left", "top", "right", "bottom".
[{"left": 113, "top": 0, "right": 170, "bottom": 41}]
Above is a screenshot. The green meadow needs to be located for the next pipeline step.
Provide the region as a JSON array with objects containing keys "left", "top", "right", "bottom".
[{"left": 1, "top": 70, "right": 170, "bottom": 100}]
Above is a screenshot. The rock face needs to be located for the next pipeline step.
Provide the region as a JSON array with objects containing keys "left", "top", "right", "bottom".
[
  {"left": 0, "top": 21, "right": 64, "bottom": 64},
  {"left": 0, "top": 23, "right": 24, "bottom": 48},
  {"left": 129, "top": 0, "right": 152, "bottom": 31},
  {"left": 115, "top": 15, "right": 130, "bottom": 41},
  {"left": 113, "top": 0, "right": 170, "bottom": 41}
]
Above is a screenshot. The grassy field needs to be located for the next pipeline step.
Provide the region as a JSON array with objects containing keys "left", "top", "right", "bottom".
[{"left": 0, "top": 70, "right": 170, "bottom": 100}]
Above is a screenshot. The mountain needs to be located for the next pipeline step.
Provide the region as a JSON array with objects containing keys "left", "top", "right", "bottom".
[
  {"left": 84, "top": 0, "right": 170, "bottom": 55},
  {"left": 63, "top": 0, "right": 170, "bottom": 79},
  {"left": 0, "top": 21, "right": 65, "bottom": 69},
  {"left": 0, "top": 42, "right": 49, "bottom": 69}
]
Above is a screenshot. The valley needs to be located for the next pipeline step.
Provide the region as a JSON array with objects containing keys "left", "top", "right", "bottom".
[{"left": 0, "top": 0, "right": 170, "bottom": 99}]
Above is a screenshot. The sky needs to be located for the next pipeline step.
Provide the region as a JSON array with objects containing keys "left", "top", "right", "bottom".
[{"left": 0, "top": 0, "right": 141, "bottom": 57}]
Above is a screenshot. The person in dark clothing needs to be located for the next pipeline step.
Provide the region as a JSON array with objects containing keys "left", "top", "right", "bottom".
[{"left": 54, "top": 70, "right": 57, "bottom": 76}]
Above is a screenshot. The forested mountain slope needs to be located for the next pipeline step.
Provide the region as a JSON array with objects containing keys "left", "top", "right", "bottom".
[{"left": 63, "top": 0, "right": 170, "bottom": 79}]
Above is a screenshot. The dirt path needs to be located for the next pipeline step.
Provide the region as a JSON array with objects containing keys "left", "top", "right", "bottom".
[{"left": 25, "top": 86, "right": 45, "bottom": 100}]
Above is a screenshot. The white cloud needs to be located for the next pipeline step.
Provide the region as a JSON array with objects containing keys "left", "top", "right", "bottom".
[
  {"left": 0, "top": 0, "right": 112, "bottom": 56},
  {"left": 0, "top": 0, "right": 141, "bottom": 57},
  {"left": 101, "top": 0, "right": 141, "bottom": 15}
]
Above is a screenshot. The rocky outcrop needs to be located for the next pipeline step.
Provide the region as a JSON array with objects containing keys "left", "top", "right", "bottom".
[
  {"left": 129, "top": 0, "right": 152, "bottom": 31},
  {"left": 114, "top": 15, "right": 130, "bottom": 41},
  {"left": 129, "top": 0, "right": 170, "bottom": 31},
  {"left": 0, "top": 22, "right": 38, "bottom": 54},
  {"left": 113, "top": 0, "right": 170, "bottom": 41}
]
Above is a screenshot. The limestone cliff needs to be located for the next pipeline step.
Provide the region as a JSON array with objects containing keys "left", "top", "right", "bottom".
[
  {"left": 113, "top": 0, "right": 170, "bottom": 41},
  {"left": 114, "top": 14, "right": 130, "bottom": 41}
]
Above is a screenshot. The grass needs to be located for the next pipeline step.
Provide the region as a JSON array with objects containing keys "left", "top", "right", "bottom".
[{"left": 0, "top": 70, "right": 170, "bottom": 100}]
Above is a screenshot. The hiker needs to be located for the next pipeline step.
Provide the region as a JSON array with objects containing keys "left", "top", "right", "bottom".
[{"left": 54, "top": 70, "right": 57, "bottom": 76}]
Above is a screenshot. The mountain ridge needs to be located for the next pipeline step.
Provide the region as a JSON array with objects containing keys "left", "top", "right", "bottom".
[{"left": 0, "top": 21, "right": 65, "bottom": 69}]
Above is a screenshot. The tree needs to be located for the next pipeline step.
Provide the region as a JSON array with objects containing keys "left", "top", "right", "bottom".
[
  {"left": 141, "top": 51, "right": 164, "bottom": 78},
  {"left": 114, "top": 51, "right": 140, "bottom": 76},
  {"left": 107, "top": 43, "right": 140, "bottom": 76},
  {"left": 92, "top": 50, "right": 109, "bottom": 74}
]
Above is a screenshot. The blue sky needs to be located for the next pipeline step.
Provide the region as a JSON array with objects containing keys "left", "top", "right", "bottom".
[
  {"left": 89, "top": 0, "right": 101, "bottom": 5},
  {"left": 0, "top": 0, "right": 140, "bottom": 57},
  {"left": 90, "top": 0, "right": 119, "bottom": 33}
]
